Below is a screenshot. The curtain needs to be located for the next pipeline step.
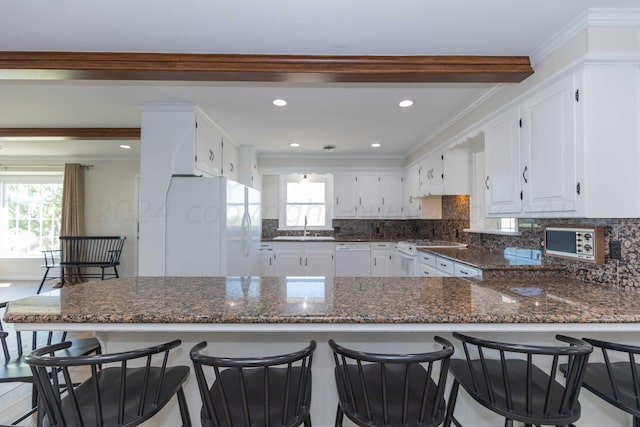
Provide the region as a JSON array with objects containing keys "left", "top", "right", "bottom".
[{"left": 60, "top": 163, "right": 85, "bottom": 285}]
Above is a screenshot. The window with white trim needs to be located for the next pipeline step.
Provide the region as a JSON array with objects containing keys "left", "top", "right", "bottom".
[
  {"left": 0, "top": 175, "right": 63, "bottom": 257},
  {"left": 279, "top": 174, "right": 333, "bottom": 230}
]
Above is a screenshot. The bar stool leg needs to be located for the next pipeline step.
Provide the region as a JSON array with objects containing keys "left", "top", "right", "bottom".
[
  {"left": 443, "top": 380, "right": 459, "bottom": 427},
  {"left": 334, "top": 405, "right": 344, "bottom": 427}
]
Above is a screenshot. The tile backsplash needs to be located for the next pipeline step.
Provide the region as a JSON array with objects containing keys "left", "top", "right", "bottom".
[{"left": 467, "top": 218, "right": 640, "bottom": 289}]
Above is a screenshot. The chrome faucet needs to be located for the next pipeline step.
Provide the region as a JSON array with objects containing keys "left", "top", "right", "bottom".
[{"left": 303, "top": 215, "right": 309, "bottom": 237}]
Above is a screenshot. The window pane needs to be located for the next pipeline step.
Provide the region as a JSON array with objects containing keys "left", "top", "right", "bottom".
[
  {"left": 285, "top": 205, "right": 326, "bottom": 227},
  {"left": 1, "top": 181, "right": 62, "bottom": 257},
  {"left": 286, "top": 182, "right": 325, "bottom": 203}
]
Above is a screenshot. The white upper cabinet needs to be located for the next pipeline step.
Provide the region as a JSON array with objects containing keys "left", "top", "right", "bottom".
[
  {"left": 333, "top": 171, "right": 404, "bottom": 219},
  {"left": 484, "top": 106, "right": 522, "bottom": 215},
  {"left": 482, "top": 64, "right": 640, "bottom": 218},
  {"left": 419, "top": 151, "right": 443, "bottom": 196},
  {"left": 378, "top": 173, "right": 404, "bottom": 217},
  {"left": 403, "top": 163, "right": 421, "bottom": 218},
  {"left": 222, "top": 136, "right": 240, "bottom": 181},
  {"left": 194, "top": 111, "right": 223, "bottom": 176},
  {"left": 333, "top": 173, "right": 358, "bottom": 218},
  {"left": 521, "top": 75, "right": 578, "bottom": 215}
]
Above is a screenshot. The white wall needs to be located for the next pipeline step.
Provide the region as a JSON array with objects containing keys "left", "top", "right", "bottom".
[
  {"left": 0, "top": 160, "right": 140, "bottom": 281},
  {"left": 84, "top": 160, "right": 140, "bottom": 278}
]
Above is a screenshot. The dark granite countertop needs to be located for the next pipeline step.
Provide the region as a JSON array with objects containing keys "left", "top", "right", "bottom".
[
  {"left": 419, "top": 247, "right": 564, "bottom": 272},
  {"left": 5, "top": 275, "right": 640, "bottom": 325}
]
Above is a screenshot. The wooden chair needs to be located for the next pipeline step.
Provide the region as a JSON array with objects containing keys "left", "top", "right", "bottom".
[
  {"left": 444, "top": 332, "right": 592, "bottom": 427},
  {"left": 190, "top": 340, "right": 316, "bottom": 427},
  {"left": 25, "top": 339, "right": 191, "bottom": 426},
  {"left": 329, "top": 337, "right": 454, "bottom": 427},
  {"left": 0, "top": 302, "right": 101, "bottom": 425}
]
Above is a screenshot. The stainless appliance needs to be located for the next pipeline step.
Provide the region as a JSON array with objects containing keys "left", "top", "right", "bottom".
[
  {"left": 543, "top": 226, "right": 604, "bottom": 264},
  {"left": 165, "top": 176, "right": 261, "bottom": 276},
  {"left": 335, "top": 243, "right": 371, "bottom": 276},
  {"left": 395, "top": 240, "right": 467, "bottom": 277}
]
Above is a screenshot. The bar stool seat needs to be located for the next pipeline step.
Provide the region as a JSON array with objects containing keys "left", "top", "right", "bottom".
[
  {"left": 329, "top": 337, "right": 454, "bottom": 427},
  {"left": 444, "top": 332, "right": 592, "bottom": 427}
]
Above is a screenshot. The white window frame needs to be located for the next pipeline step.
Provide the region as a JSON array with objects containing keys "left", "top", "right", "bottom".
[
  {"left": 0, "top": 173, "right": 64, "bottom": 258},
  {"left": 278, "top": 173, "right": 333, "bottom": 231}
]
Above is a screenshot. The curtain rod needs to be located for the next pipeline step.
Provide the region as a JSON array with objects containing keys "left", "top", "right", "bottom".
[{"left": 0, "top": 163, "right": 93, "bottom": 170}]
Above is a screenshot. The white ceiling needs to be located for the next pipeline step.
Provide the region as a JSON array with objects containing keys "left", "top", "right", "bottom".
[{"left": 0, "top": 0, "right": 638, "bottom": 161}]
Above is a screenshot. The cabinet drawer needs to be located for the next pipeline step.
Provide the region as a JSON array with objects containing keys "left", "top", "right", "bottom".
[
  {"left": 371, "top": 242, "right": 394, "bottom": 250},
  {"left": 420, "top": 263, "right": 445, "bottom": 277},
  {"left": 454, "top": 262, "right": 481, "bottom": 279},
  {"left": 419, "top": 252, "right": 436, "bottom": 267},
  {"left": 435, "top": 257, "right": 454, "bottom": 275}
]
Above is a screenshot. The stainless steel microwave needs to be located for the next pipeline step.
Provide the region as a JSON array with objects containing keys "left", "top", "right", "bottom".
[{"left": 543, "top": 226, "right": 605, "bottom": 264}]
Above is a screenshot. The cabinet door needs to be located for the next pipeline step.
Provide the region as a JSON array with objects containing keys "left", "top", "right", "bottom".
[
  {"left": 419, "top": 152, "right": 444, "bottom": 196},
  {"left": 356, "top": 174, "right": 379, "bottom": 218},
  {"left": 484, "top": 107, "right": 522, "bottom": 215},
  {"left": 275, "top": 250, "right": 305, "bottom": 276},
  {"left": 305, "top": 250, "right": 334, "bottom": 276},
  {"left": 222, "top": 137, "right": 240, "bottom": 181},
  {"left": 521, "top": 76, "right": 578, "bottom": 215},
  {"left": 443, "top": 147, "right": 471, "bottom": 195},
  {"left": 371, "top": 250, "right": 392, "bottom": 276},
  {"left": 195, "top": 114, "right": 222, "bottom": 176},
  {"left": 379, "top": 173, "right": 403, "bottom": 218},
  {"left": 260, "top": 252, "right": 276, "bottom": 276},
  {"left": 333, "top": 173, "right": 357, "bottom": 218},
  {"left": 403, "top": 163, "right": 421, "bottom": 218}
]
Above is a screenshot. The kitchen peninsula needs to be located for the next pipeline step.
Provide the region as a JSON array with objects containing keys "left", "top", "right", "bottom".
[{"left": 6, "top": 276, "right": 640, "bottom": 426}]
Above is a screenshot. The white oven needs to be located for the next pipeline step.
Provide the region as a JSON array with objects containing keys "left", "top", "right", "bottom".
[{"left": 395, "top": 242, "right": 419, "bottom": 276}]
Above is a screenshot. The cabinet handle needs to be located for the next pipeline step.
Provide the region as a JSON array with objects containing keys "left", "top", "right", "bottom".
[
  {"left": 522, "top": 166, "right": 528, "bottom": 183},
  {"left": 460, "top": 270, "right": 469, "bottom": 275},
  {"left": 440, "top": 263, "right": 447, "bottom": 267},
  {"left": 359, "top": 197, "right": 362, "bottom": 205},
  {"left": 336, "top": 197, "right": 339, "bottom": 205},
  {"left": 229, "top": 163, "right": 234, "bottom": 172},
  {"left": 299, "top": 257, "right": 302, "bottom": 266},
  {"left": 485, "top": 176, "right": 490, "bottom": 190},
  {"left": 305, "top": 258, "right": 308, "bottom": 266},
  {"left": 374, "top": 259, "right": 377, "bottom": 266},
  {"left": 382, "top": 197, "right": 385, "bottom": 205}
]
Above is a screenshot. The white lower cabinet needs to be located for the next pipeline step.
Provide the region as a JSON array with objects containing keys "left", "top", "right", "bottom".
[
  {"left": 419, "top": 250, "right": 482, "bottom": 279},
  {"left": 272, "top": 242, "right": 335, "bottom": 276},
  {"left": 371, "top": 242, "right": 394, "bottom": 276},
  {"left": 454, "top": 262, "right": 482, "bottom": 279},
  {"left": 260, "top": 242, "right": 276, "bottom": 276}
]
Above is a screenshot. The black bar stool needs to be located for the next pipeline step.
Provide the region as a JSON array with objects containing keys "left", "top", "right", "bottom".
[
  {"left": 190, "top": 340, "right": 316, "bottom": 427},
  {"left": 25, "top": 339, "right": 191, "bottom": 426},
  {"left": 444, "top": 332, "right": 592, "bottom": 427},
  {"left": 566, "top": 337, "right": 640, "bottom": 427},
  {"left": 329, "top": 337, "right": 454, "bottom": 427},
  {"left": 0, "top": 301, "right": 101, "bottom": 425}
]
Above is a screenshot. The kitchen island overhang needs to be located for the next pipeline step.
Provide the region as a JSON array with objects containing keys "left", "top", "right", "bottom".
[{"left": 5, "top": 275, "right": 640, "bottom": 427}]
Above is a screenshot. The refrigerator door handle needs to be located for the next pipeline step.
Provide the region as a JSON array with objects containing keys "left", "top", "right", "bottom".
[{"left": 242, "top": 212, "right": 250, "bottom": 257}]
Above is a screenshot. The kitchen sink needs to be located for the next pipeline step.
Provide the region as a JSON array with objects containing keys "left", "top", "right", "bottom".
[{"left": 272, "top": 236, "right": 336, "bottom": 241}]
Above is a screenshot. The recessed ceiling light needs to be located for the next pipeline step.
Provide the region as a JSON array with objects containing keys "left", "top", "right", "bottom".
[
  {"left": 371, "top": 143, "right": 381, "bottom": 148},
  {"left": 273, "top": 99, "right": 287, "bottom": 107},
  {"left": 119, "top": 144, "right": 132, "bottom": 149},
  {"left": 290, "top": 143, "right": 300, "bottom": 147},
  {"left": 398, "top": 100, "right": 414, "bottom": 108}
]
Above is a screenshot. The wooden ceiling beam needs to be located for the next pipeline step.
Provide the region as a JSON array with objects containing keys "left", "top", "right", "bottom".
[
  {"left": 0, "top": 128, "right": 141, "bottom": 140},
  {"left": 0, "top": 52, "right": 533, "bottom": 83}
]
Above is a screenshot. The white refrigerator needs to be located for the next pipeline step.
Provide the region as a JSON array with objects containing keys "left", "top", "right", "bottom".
[{"left": 164, "top": 176, "right": 261, "bottom": 276}]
